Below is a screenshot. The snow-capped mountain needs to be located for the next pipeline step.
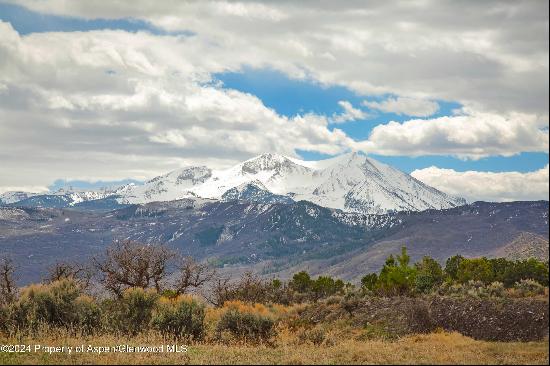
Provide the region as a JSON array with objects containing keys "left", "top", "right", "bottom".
[
  {"left": 112, "top": 166, "right": 212, "bottom": 203},
  {"left": 0, "top": 191, "right": 40, "bottom": 204},
  {"left": 2, "top": 152, "right": 466, "bottom": 213},
  {"left": 113, "top": 152, "right": 466, "bottom": 214},
  {"left": 0, "top": 188, "right": 112, "bottom": 208}
]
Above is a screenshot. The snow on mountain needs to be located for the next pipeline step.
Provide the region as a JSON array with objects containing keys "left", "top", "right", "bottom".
[
  {"left": 113, "top": 166, "right": 212, "bottom": 204},
  {"left": 113, "top": 152, "right": 466, "bottom": 214},
  {"left": 58, "top": 189, "right": 112, "bottom": 205},
  {"left": 2, "top": 153, "right": 465, "bottom": 213},
  {"left": 1, "top": 188, "right": 112, "bottom": 208},
  {"left": 222, "top": 180, "right": 294, "bottom": 204},
  {"left": 0, "top": 191, "right": 40, "bottom": 204}
]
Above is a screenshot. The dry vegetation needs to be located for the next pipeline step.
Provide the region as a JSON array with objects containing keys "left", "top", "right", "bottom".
[
  {"left": 0, "top": 331, "right": 547, "bottom": 365},
  {"left": 0, "top": 296, "right": 548, "bottom": 365},
  {"left": 0, "top": 241, "right": 548, "bottom": 365}
]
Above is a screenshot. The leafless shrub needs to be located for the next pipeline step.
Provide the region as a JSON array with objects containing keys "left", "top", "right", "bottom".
[
  {"left": 93, "top": 240, "right": 216, "bottom": 298},
  {"left": 206, "top": 276, "right": 233, "bottom": 306},
  {"left": 0, "top": 256, "right": 17, "bottom": 306},
  {"left": 44, "top": 262, "right": 93, "bottom": 290},
  {"left": 172, "top": 256, "right": 216, "bottom": 296},
  {"left": 207, "top": 272, "right": 293, "bottom": 306},
  {"left": 93, "top": 240, "right": 173, "bottom": 297}
]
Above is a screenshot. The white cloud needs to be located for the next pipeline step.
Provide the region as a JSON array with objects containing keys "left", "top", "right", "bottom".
[
  {"left": 411, "top": 165, "right": 549, "bottom": 202},
  {"left": 363, "top": 97, "right": 439, "bottom": 117},
  {"left": 7, "top": 0, "right": 548, "bottom": 116},
  {"left": 355, "top": 111, "right": 549, "bottom": 159},
  {"left": 0, "top": 186, "right": 49, "bottom": 195},
  {"left": 0, "top": 1, "right": 548, "bottom": 190},
  {"left": 330, "top": 100, "right": 367, "bottom": 123},
  {"left": 0, "top": 22, "right": 353, "bottom": 189}
]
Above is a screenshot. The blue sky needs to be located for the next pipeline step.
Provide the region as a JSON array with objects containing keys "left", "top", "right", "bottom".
[
  {"left": 0, "top": 1, "right": 547, "bottom": 200},
  {"left": 216, "top": 68, "right": 548, "bottom": 173},
  {"left": 0, "top": 2, "right": 192, "bottom": 36}
]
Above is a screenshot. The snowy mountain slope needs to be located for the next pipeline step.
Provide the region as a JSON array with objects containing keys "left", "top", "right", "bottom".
[
  {"left": 113, "top": 166, "right": 212, "bottom": 204},
  {"left": 113, "top": 152, "right": 466, "bottom": 214},
  {"left": 2, "top": 152, "right": 464, "bottom": 213},
  {"left": 8, "top": 189, "right": 112, "bottom": 208},
  {"left": 222, "top": 180, "right": 294, "bottom": 204},
  {"left": 0, "top": 191, "right": 40, "bottom": 204},
  {"left": 1, "top": 186, "right": 118, "bottom": 208}
]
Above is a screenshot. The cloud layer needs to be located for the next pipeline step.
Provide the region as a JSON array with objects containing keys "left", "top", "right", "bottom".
[
  {"left": 0, "top": 21, "right": 353, "bottom": 188},
  {"left": 7, "top": 0, "right": 549, "bottom": 115},
  {"left": 0, "top": 1, "right": 548, "bottom": 202},
  {"left": 363, "top": 97, "right": 439, "bottom": 117},
  {"left": 412, "top": 165, "right": 549, "bottom": 202},
  {"left": 356, "top": 111, "right": 548, "bottom": 159}
]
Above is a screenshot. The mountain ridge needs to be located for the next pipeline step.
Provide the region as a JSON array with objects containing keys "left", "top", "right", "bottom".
[
  {"left": 2, "top": 152, "right": 466, "bottom": 214},
  {"left": 0, "top": 199, "right": 546, "bottom": 285}
]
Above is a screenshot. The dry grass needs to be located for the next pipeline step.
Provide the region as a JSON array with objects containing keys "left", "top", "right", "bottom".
[
  {"left": 0, "top": 332, "right": 547, "bottom": 365},
  {"left": 1, "top": 298, "right": 548, "bottom": 364}
]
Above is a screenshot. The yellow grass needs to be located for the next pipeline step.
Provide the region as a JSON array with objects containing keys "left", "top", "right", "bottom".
[{"left": 0, "top": 332, "right": 547, "bottom": 365}]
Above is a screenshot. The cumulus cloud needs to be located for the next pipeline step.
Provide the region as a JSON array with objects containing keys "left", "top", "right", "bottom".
[
  {"left": 362, "top": 97, "right": 439, "bottom": 117},
  {"left": 330, "top": 101, "right": 368, "bottom": 123},
  {"left": 0, "top": 21, "right": 352, "bottom": 188},
  {"left": 6, "top": 0, "right": 549, "bottom": 115},
  {"left": 411, "top": 165, "right": 549, "bottom": 202},
  {"left": 355, "top": 111, "right": 549, "bottom": 159},
  {"left": 0, "top": 1, "right": 548, "bottom": 192}
]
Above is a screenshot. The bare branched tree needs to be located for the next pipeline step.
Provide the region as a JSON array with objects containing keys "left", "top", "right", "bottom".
[
  {"left": 44, "top": 261, "right": 93, "bottom": 290},
  {"left": 93, "top": 240, "right": 173, "bottom": 297},
  {"left": 206, "top": 275, "right": 233, "bottom": 306},
  {"left": 232, "top": 272, "right": 271, "bottom": 303},
  {"left": 205, "top": 272, "right": 278, "bottom": 306},
  {"left": 173, "top": 256, "right": 216, "bottom": 295},
  {"left": 93, "top": 239, "right": 218, "bottom": 298},
  {"left": 0, "top": 256, "right": 17, "bottom": 306}
]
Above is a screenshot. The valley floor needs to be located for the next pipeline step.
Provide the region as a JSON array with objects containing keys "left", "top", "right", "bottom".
[{"left": 0, "top": 332, "right": 548, "bottom": 365}]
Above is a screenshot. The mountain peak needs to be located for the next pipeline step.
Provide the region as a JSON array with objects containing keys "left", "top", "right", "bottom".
[
  {"left": 3, "top": 152, "right": 466, "bottom": 214},
  {"left": 335, "top": 151, "right": 367, "bottom": 165},
  {"left": 244, "top": 153, "right": 292, "bottom": 164},
  {"left": 241, "top": 153, "right": 300, "bottom": 174}
]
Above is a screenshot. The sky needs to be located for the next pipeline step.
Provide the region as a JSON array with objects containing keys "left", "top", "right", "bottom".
[{"left": 0, "top": 0, "right": 548, "bottom": 202}]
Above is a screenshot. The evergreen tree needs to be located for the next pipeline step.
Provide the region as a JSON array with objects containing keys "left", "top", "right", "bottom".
[{"left": 415, "top": 256, "right": 444, "bottom": 293}]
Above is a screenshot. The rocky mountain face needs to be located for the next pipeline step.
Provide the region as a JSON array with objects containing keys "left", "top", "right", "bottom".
[
  {"left": 492, "top": 232, "right": 549, "bottom": 261},
  {"left": 2, "top": 152, "right": 466, "bottom": 214},
  {"left": 221, "top": 181, "right": 294, "bottom": 204},
  {"left": 1, "top": 199, "right": 546, "bottom": 285}
]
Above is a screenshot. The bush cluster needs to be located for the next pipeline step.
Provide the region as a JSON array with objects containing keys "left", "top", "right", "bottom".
[
  {"left": 1, "top": 282, "right": 160, "bottom": 337},
  {"left": 211, "top": 271, "right": 348, "bottom": 306},
  {"left": 1, "top": 279, "right": 98, "bottom": 335},
  {"left": 289, "top": 272, "right": 347, "bottom": 301},
  {"left": 151, "top": 295, "right": 205, "bottom": 341},
  {"left": 360, "top": 247, "right": 548, "bottom": 296},
  {"left": 216, "top": 308, "right": 275, "bottom": 343},
  {"left": 436, "top": 281, "right": 506, "bottom": 298},
  {"left": 102, "top": 288, "right": 158, "bottom": 336},
  {"left": 0, "top": 279, "right": 278, "bottom": 342}
]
